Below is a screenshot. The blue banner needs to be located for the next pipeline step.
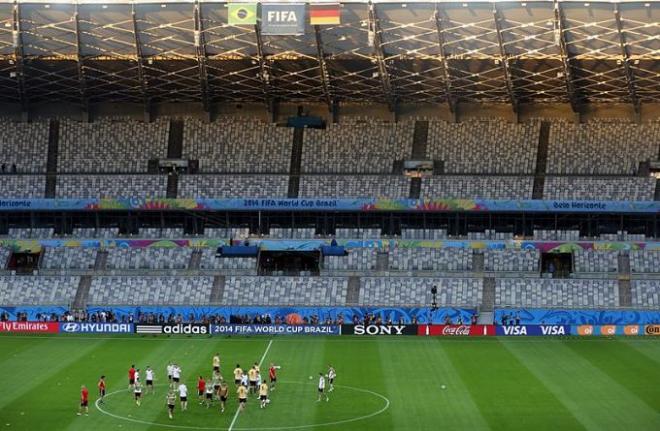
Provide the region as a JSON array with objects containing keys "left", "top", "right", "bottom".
[
  {"left": 210, "top": 324, "right": 340, "bottom": 335},
  {"left": 495, "top": 325, "right": 570, "bottom": 336},
  {"left": 495, "top": 309, "right": 660, "bottom": 325},
  {"left": 0, "top": 198, "right": 657, "bottom": 214},
  {"left": 59, "top": 322, "right": 134, "bottom": 333}
]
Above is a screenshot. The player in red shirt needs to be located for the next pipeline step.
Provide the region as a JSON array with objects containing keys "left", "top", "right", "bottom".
[
  {"left": 197, "top": 376, "right": 206, "bottom": 404},
  {"left": 128, "top": 365, "right": 136, "bottom": 390},
  {"left": 98, "top": 375, "right": 106, "bottom": 404},
  {"left": 77, "top": 385, "right": 89, "bottom": 416},
  {"left": 269, "top": 363, "right": 281, "bottom": 390}
]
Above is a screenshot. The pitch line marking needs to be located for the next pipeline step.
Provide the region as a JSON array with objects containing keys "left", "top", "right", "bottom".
[
  {"left": 94, "top": 381, "right": 390, "bottom": 430},
  {"left": 228, "top": 339, "right": 272, "bottom": 431}
]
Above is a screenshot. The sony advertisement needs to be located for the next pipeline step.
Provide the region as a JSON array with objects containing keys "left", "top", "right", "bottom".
[{"left": 341, "top": 324, "right": 418, "bottom": 336}]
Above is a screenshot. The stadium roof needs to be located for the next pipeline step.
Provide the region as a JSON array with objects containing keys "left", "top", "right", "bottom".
[{"left": 0, "top": 1, "right": 658, "bottom": 112}]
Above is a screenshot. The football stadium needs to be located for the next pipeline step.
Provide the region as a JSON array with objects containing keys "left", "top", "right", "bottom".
[{"left": 0, "top": 0, "right": 659, "bottom": 429}]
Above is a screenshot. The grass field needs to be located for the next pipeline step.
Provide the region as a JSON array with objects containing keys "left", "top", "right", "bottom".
[{"left": 0, "top": 335, "right": 658, "bottom": 431}]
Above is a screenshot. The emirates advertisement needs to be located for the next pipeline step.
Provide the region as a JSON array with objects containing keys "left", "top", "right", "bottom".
[{"left": 0, "top": 321, "right": 59, "bottom": 334}]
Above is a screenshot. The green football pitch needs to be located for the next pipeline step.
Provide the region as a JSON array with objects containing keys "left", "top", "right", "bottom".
[{"left": 0, "top": 335, "right": 658, "bottom": 431}]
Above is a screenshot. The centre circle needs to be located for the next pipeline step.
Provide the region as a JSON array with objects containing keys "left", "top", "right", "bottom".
[{"left": 95, "top": 381, "right": 390, "bottom": 430}]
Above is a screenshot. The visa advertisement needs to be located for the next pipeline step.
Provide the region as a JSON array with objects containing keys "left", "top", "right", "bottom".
[{"left": 496, "top": 325, "right": 570, "bottom": 336}]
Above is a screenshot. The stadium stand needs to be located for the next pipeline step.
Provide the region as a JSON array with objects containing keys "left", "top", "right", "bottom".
[
  {"left": 0, "top": 247, "right": 10, "bottom": 269},
  {"left": 0, "top": 119, "right": 49, "bottom": 173},
  {"left": 204, "top": 228, "right": 250, "bottom": 239},
  {"left": 222, "top": 276, "right": 347, "bottom": 306},
  {"left": 335, "top": 228, "right": 382, "bottom": 239},
  {"left": 301, "top": 121, "right": 413, "bottom": 174},
  {"left": 533, "top": 230, "right": 580, "bottom": 241},
  {"left": 543, "top": 177, "right": 656, "bottom": 201},
  {"left": 0, "top": 276, "right": 80, "bottom": 305},
  {"left": 200, "top": 249, "right": 256, "bottom": 271},
  {"left": 179, "top": 175, "right": 289, "bottom": 198},
  {"left": 299, "top": 175, "right": 410, "bottom": 198},
  {"left": 573, "top": 250, "right": 619, "bottom": 273},
  {"left": 106, "top": 248, "right": 192, "bottom": 270},
  {"left": 7, "top": 228, "right": 54, "bottom": 239},
  {"left": 484, "top": 250, "right": 539, "bottom": 272},
  {"left": 88, "top": 276, "right": 213, "bottom": 305},
  {"left": 41, "top": 247, "right": 97, "bottom": 270},
  {"left": 631, "top": 280, "right": 660, "bottom": 307},
  {"left": 400, "top": 229, "right": 448, "bottom": 240},
  {"left": 420, "top": 176, "right": 533, "bottom": 200},
  {"left": 269, "top": 228, "right": 316, "bottom": 239},
  {"left": 495, "top": 279, "right": 619, "bottom": 308},
  {"left": 56, "top": 175, "right": 168, "bottom": 198},
  {"left": 323, "top": 248, "right": 377, "bottom": 271},
  {"left": 629, "top": 251, "right": 660, "bottom": 273},
  {"left": 0, "top": 175, "right": 45, "bottom": 198},
  {"left": 359, "top": 277, "right": 482, "bottom": 306},
  {"left": 58, "top": 118, "right": 169, "bottom": 173},
  {"left": 388, "top": 248, "right": 473, "bottom": 271},
  {"left": 182, "top": 119, "right": 293, "bottom": 173}
]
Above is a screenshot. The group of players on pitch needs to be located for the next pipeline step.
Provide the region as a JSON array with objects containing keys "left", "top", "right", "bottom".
[{"left": 78, "top": 352, "right": 338, "bottom": 420}]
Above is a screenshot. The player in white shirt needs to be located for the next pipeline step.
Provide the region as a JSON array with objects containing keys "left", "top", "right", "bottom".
[
  {"left": 327, "top": 366, "right": 336, "bottom": 392},
  {"left": 240, "top": 372, "right": 248, "bottom": 388},
  {"left": 172, "top": 365, "right": 182, "bottom": 386},
  {"left": 178, "top": 383, "right": 188, "bottom": 411},
  {"left": 316, "top": 373, "right": 329, "bottom": 402},
  {"left": 167, "top": 363, "right": 174, "bottom": 388},
  {"left": 205, "top": 380, "right": 215, "bottom": 408},
  {"left": 145, "top": 366, "right": 155, "bottom": 394},
  {"left": 134, "top": 382, "right": 143, "bottom": 406},
  {"left": 135, "top": 369, "right": 141, "bottom": 384}
]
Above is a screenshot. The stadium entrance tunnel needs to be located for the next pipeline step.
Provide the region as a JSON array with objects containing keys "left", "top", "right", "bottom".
[
  {"left": 258, "top": 250, "right": 321, "bottom": 276},
  {"left": 96, "top": 381, "right": 390, "bottom": 430}
]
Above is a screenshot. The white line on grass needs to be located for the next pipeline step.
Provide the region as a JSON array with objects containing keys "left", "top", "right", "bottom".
[{"left": 228, "top": 339, "right": 273, "bottom": 431}]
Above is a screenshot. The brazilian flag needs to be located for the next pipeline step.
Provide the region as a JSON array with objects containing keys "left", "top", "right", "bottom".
[{"left": 228, "top": 3, "right": 257, "bottom": 25}]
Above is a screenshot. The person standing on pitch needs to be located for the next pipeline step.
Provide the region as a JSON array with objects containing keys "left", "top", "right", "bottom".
[
  {"left": 327, "top": 365, "right": 336, "bottom": 392},
  {"left": 97, "top": 376, "right": 106, "bottom": 404},
  {"left": 178, "top": 381, "right": 188, "bottom": 411},
  {"left": 219, "top": 381, "right": 229, "bottom": 413},
  {"left": 317, "top": 373, "right": 329, "bottom": 402},
  {"left": 166, "top": 390, "right": 176, "bottom": 420},
  {"left": 77, "top": 385, "right": 89, "bottom": 416}
]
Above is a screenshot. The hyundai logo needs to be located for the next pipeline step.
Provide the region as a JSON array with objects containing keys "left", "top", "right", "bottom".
[{"left": 62, "top": 323, "right": 80, "bottom": 332}]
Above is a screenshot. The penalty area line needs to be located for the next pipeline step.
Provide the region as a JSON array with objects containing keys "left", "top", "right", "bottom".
[{"left": 228, "top": 339, "right": 273, "bottom": 431}]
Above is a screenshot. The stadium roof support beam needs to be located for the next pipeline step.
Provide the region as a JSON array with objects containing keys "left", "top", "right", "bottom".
[
  {"left": 313, "top": 25, "right": 333, "bottom": 112},
  {"left": 193, "top": 1, "right": 211, "bottom": 113},
  {"left": 367, "top": 2, "right": 395, "bottom": 112},
  {"left": 613, "top": 4, "right": 640, "bottom": 116},
  {"left": 73, "top": 4, "right": 89, "bottom": 117},
  {"left": 12, "top": 2, "right": 27, "bottom": 114},
  {"left": 253, "top": 24, "right": 272, "bottom": 110},
  {"left": 433, "top": 7, "right": 456, "bottom": 114},
  {"left": 492, "top": 5, "right": 518, "bottom": 114},
  {"left": 131, "top": 3, "right": 150, "bottom": 117},
  {"left": 554, "top": 1, "right": 580, "bottom": 114}
]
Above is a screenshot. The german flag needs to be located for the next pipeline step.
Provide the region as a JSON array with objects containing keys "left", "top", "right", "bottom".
[{"left": 309, "top": 3, "right": 340, "bottom": 26}]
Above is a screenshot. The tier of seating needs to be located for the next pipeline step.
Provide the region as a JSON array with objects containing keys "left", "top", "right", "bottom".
[
  {"left": 269, "top": 228, "right": 316, "bottom": 239},
  {"left": 401, "top": 229, "right": 448, "bottom": 240},
  {"left": 7, "top": 228, "right": 54, "bottom": 239},
  {"left": 335, "top": 228, "right": 382, "bottom": 239},
  {"left": 389, "top": 248, "right": 473, "bottom": 271},
  {"left": 301, "top": 121, "right": 413, "bottom": 174},
  {"left": 88, "top": 276, "right": 213, "bottom": 305},
  {"left": 0, "top": 175, "right": 45, "bottom": 198},
  {"left": 631, "top": 280, "right": 660, "bottom": 307},
  {"left": 56, "top": 175, "right": 168, "bottom": 198},
  {"left": 547, "top": 121, "right": 660, "bottom": 175},
  {"left": 179, "top": 175, "right": 289, "bottom": 198},
  {"left": 544, "top": 177, "right": 656, "bottom": 201},
  {"left": 324, "top": 248, "right": 378, "bottom": 271},
  {"left": 420, "top": 176, "right": 533, "bottom": 199},
  {"left": 426, "top": 120, "right": 540, "bottom": 174},
  {"left": 359, "top": 277, "right": 482, "bottom": 306},
  {"left": 0, "top": 119, "right": 49, "bottom": 173},
  {"left": 630, "top": 251, "right": 660, "bottom": 273},
  {"left": 58, "top": 118, "right": 169, "bottom": 173},
  {"left": 484, "top": 250, "right": 539, "bottom": 272},
  {"left": 533, "top": 230, "right": 580, "bottom": 241},
  {"left": 495, "top": 279, "right": 619, "bottom": 308},
  {"left": 182, "top": 119, "right": 292, "bottom": 173},
  {"left": 0, "top": 247, "right": 10, "bottom": 268},
  {"left": 42, "top": 247, "right": 97, "bottom": 270},
  {"left": 106, "top": 248, "right": 192, "bottom": 270},
  {"left": 222, "top": 276, "right": 347, "bottom": 306},
  {"left": 200, "top": 249, "right": 256, "bottom": 271},
  {"left": 573, "top": 250, "right": 618, "bottom": 273},
  {"left": 468, "top": 230, "right": 515, "bottom": 240},
  {"left": 0, "top": 276, "right": 80, "bottom": 305},
  {"left": 205, "top": 228, "right": 250, "bottom": 239},
  {"left": 299, "top": 175, "right": 410, "bottom": 198}
]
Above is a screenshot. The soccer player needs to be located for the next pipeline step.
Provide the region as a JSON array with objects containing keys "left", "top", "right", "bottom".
[
  {"left": 240, "top": 372, "right": 248, "bottom": 388},
  {"left": 212, "top": 371, "right": 222, "bottom": 399},
  {"left": 167, "top": 362, "right": 174, "bottom": 388},
  {"left": 166, "top": 391, "right": 176, "bottom": 420},
  {"left": 97, "top": 376, "right": 106, "bottom": 404},
  {"left": 77, "top": 385, "right": 89, "bottom": 416},
  {"left": 259, "top": 381, "right": 269, "bottom": 409},
  {"left": 135, "top": 368, "right": 141, "bottom": 384},
  {"left": 172, "top": 364, "right": 181, "bottom": 386},
  {"left": 219, "top": 382, "right": 229, "bottom": 413},
  {"left": 317, "top": 373, "right": 329, "bottom": 402},
  {"left": 145, "top": 366, "right": 155, "bottom": 394},
  {"left": 233, "top": 364, "right": 243, "bottom": 387},
  {"left": 327, "top": 365, "right": 336, "bottom": 392},
  {"left": 128, "top": 365, "right": 136, "bottom": 390},
  {"left": 205, "top": 378, "right": 214, "bottom": 408},
  {"left": 212, "top": 353, "right": 221, "bottom": 373},
  {"left": 178, "top": 382, "right": 188, "bottom": 411},
  {"left": 237, "top": 384, "right": 248, "bottom": 411},
  {"left": 134, "top": 381, "right": 143, "bottom": 406},
  {"left": 268, "top": 363, "right": 280, "bottom": 390},
  {"left": 248, "top": 366, "right": 258, "bottom": 394},
  {"left": 197, "top": 376, "right": 206, "bottom": 404}
]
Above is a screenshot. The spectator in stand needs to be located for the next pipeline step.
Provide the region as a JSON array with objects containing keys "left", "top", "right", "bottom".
[
  {"left": 10, "top": 163, "right": 16, "bottom": 173},
  {"left": 471, "top": 314, "right": 478, "bottom": 325},
  {"left": 1, "top": 163, "right": 5, "bottom": 173},
  {"left": 444, "top": 315, "right": 452, "bottom": 325}
]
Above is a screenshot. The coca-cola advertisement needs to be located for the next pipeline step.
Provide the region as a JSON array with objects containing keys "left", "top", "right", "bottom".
[{"left": 418, "top": 325, "right": 495, "bottom": 336}]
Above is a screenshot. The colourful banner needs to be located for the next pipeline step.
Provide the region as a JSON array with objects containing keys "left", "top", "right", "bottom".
[
  {"left": 261, "top": 3, "right": 306, "bottom": 35},
  {"left": 418, "top": 325, "right": 495, "bottom": 336},
  {"left": 0, "top": 198, "right": 657, "bottom": 213},
  {"left": 310, "top": 3, "right": 340, "bottom": 25},
  {"left": 228, "top": 3, "right": 257, "bottom": 25},
  {"left": 573, "top": 325, "right": 644, "bottom": 336},
  {"left": 495, "top": 309, "right": 660, "bottom": 326},
  {"left": 495, "top": 325, "right": 570, "bottom": 336}
]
